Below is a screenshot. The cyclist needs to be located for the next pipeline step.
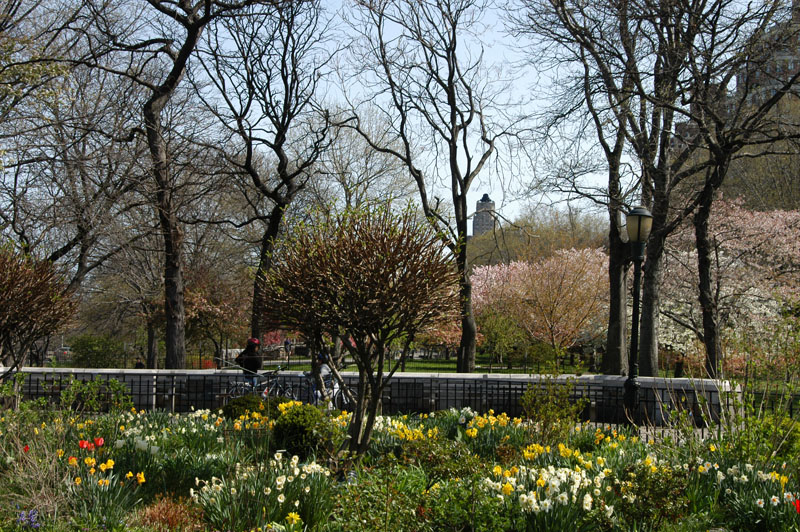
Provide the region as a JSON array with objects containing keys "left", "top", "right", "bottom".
[{"left": 236, "top": 337, "right": 262, "bottom": 386}]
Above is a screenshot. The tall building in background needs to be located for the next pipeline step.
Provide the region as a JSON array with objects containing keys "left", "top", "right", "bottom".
[{"left": 473, "top": 193, "right": 495, "bottom": 236}]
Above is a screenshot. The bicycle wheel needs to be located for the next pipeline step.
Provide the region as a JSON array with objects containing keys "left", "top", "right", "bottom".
[
  {"left": 333, "top": 388, "right": 357, "bottom": 411},
  {"left": 227, "top": 381, "right": 252, "bottom": 399},
  {"left": 277, "top": 383, "right": 296, "bottom": 401},
  {"left": 262, "top": 380, "right": 296, "bottom": 402}
]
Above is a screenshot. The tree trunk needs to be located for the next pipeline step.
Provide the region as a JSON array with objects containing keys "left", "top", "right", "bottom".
[
  {"left": 141, "top": 20, "right": 204, "bottom": 369},
  {"left": 144, "top": 96, "right": 186, "bottom": 368},
  {"left": 146, "top": 318, "right": 158, "bottom": 369},
  {"left": 348, "top": 370, "right": 371, "bottom": 454},
  {"left": 455, "top": 219, "right": 476, "bottom": 373},
  {"left": 604, "top": 211, "right": 629, "bottom": 375},
  {"left": 251, "top": 204, "right": 286, "bottom": 339},
  {"left": 457, "top": 272, "right": 477, "bottom": 373},
  {"left": 638, "top": 229, "right": 666, "bottom": 377},
  {"left": 695, "top": 165, "right": 727, "bottom": 379},
  {"left": 160, "top": 208, "right": 186, "bottom": 369}
]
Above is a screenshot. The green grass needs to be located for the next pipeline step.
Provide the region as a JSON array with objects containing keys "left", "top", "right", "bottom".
[{"left": 274, "top": 353, "right": 594, "bottom": 375}]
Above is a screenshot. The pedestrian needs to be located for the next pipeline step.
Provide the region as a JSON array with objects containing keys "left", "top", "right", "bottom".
[{"left": 236, "top": 337, "right": 262, "bottom": 386}]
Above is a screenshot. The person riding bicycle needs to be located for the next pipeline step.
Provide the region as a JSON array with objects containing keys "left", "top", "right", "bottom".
[{"left": 236, "top": 337, "right": 262, "bottom": 386}]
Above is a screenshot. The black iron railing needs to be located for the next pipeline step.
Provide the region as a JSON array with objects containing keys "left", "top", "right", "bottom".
[{"left": 5, "top": 368, "right": 759, "bottom": 432}]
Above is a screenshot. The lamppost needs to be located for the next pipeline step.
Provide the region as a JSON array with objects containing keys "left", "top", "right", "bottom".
[{"left": 624, "top": 206, "right": 652, "bottom": 424}]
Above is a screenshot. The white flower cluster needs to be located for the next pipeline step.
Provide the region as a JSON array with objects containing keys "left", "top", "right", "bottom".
[
  {"left": 112, "top": 408, "right": 221, "bottom": 453},
  {"left": 191, "top": 454, "right": 331, "bottom": 505},
  {"left": 483, "top": 464, "right": 614, "bottom": 518}
]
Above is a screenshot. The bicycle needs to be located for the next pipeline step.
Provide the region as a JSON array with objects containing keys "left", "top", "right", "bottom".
[
  {"left": 301, "top": 371, "right": 358, "bottom": 411},
  {"left": 225, "top": 366, "right": 296, "bottom": 402},
  {"left": 298, "top": 371, "right": 358, "bottom": 412}
]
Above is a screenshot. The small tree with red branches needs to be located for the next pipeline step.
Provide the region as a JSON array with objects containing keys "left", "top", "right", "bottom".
[
  {"left": 259, "top": 205, "right": 460, "bottom": 456},
  {"left": 0, "top": 245, "right": 75, "bottom": 380}
]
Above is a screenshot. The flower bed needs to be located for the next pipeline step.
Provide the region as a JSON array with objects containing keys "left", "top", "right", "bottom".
[{"left": 1, "top": 397, "right": 799, "bottom": 531}]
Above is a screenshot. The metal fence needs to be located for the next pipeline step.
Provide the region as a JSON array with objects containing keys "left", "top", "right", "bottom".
[{"left": 4, "top": 367, "right": 756, "bottom": 433}]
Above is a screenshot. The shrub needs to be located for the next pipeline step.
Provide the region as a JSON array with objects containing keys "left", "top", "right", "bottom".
[
  {"left": 612, "top": 459, "right": 689, "bottom": 530},
  {"left": 519, "top": 376, "right": 587, "bottom": 446},
  {"left": 70, "top": 334, "right": 125, "bottom": 368},
  {"left": 723, "top": 412, "right": 800, "bottom": 466},
  {"left": 272, "top": 402, "right": 332, "bottom": 460},
  {"left": 396, "top": 436, "right": 482, "bottom": 487},
  {"left": 221, "top": 394, "right": 267, "bottom": 421},
  {"left": 0, "top": 244, "right": 75, "bottom": 372},
  {"left": 57, "top": 377, "right": 134, "bottom": 414},
  {"left": 222, "top": 394, "right": 292, "bottom": 421}
]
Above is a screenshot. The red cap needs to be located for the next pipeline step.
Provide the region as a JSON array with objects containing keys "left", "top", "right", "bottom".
[{"left": 247, "top": 337, "right": 260, "bottom": 346}]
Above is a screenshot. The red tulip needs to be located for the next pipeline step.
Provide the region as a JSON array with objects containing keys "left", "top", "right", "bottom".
[
  {"left": 94, "top": 437, "right": 104, "bottom": 448},
  {"left": 78, "top": 440, "right": 88, "bottom": 449},
  {"left": 87, "top": 443, "right": 95, "bottom": 451},
  {"left": 794, "top": 499, "right": 800, "bottom": 514},
  {"left": 23, "top": 445, "right": 29, "bottom": 453}
]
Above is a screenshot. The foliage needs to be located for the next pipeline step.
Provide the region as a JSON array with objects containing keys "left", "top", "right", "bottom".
[
  {"left": 0, "top": 245, "right": 75, "bottom": 375},
  {"left": 0, "top": 409, "right": 74, "bottom": 521},
  {"left": 717, "top": 410, "right": 800, "bottom": 467},
  {"left": 272, "top": 402, "right": 332, "bottom": 460},
  {"left": 184, "top": 264, "right": 251, "bottom": 355},
  {"left": 68, "top": 461, "right": 144, "bottom": 530},
  {"left": 5, "top": 386, "right": 800, "bottom": 530},
  {"left": 468, "top": 205, "right": 606, "bottom": 267},
  {"left": 519, "top": 377, "right": 588, "bottom": 446},
  {"left": 57, "top": 377, "right": 134, "bottom": 414},
  {"left": 221, "top": 394, "right": 269, "bottom": 421},
  {"left": 475, "top": 309, "right": 530, "bottom": 368},
  {"left": 260, "top": 204, "right": 460, "bottom": 456},
  {"left": 69, "top": 333, "right": 125, "bottom": 368},
  {"left": 108, "top": 409, "right": 232, "bottom": 500}
]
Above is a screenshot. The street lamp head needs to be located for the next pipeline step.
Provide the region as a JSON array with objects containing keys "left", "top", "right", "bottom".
[{"left": 626, "top": 206, "right": 653, "bottom": 243}]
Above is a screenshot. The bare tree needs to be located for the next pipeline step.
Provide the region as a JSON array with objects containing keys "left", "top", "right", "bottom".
[
  {"left": 344, "top": 0, "right": 523, "bottom": 372},
  {"left": 76, "top": 0, "right": 261, "bottom": 368},
  {"left": 674, "top": 3, "right": 800, "bottom": 376},
  {"left": 0, "top": 0, "right": 89, "bottom": 123},
  {"left": 308, "top": 112, "right": 417, "bottom": 213},
  {"left": 0, "top": 65, "right": 149, "bottom": 290},
  {"left": 193, "top": 0, "right": 335, "bottom": 339}
]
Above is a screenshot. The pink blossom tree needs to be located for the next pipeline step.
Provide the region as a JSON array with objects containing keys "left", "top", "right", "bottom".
[{"left": 472, "top": 249, "right": 609, "bottom": 371}]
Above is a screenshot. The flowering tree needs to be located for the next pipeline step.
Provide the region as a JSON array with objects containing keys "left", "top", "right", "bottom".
[
  {"left": 472, "top": 249, "right": 609, "bottom": 370},
  {"left": 259, "top": 205, "right": 460, "bottom": 456},
  {"left": 661, "top": 199, "right": 800, "bottom": 376},
  {"left": 0, "top": 246, "right": 75, "bottom": 380}
]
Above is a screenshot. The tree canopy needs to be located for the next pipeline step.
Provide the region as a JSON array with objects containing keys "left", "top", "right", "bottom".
[{"left": 259, "top": 204, "right": 460, "bottom": 455}]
